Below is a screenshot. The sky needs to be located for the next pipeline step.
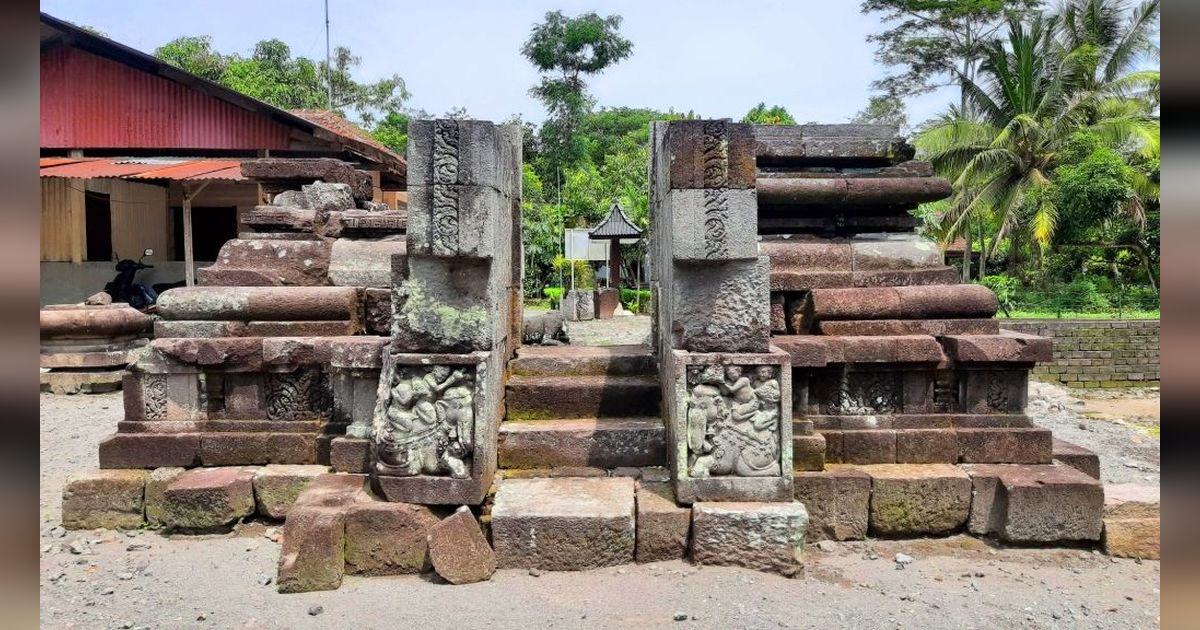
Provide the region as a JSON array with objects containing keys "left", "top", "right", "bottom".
[{"left": 41, "top": 0, "right": 961, "bottom": 129}]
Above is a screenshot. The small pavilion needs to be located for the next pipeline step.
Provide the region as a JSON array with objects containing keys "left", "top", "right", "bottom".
[{"left": 588, "top": 202, "right": 642, "bottom": 289}]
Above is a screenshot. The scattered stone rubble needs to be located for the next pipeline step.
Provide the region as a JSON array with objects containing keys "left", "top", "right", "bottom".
[{"left": 58, "top": 122, "right": 1154, "bottom": 595}]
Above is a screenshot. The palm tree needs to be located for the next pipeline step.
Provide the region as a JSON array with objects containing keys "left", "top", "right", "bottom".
[{"left": 915, "top": 11, "right": 1158, "bottom": 274}]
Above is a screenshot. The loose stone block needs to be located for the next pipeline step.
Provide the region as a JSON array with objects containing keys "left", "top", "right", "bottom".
[
  {"left": 196, "top": 238, "right": 332, "bottom": 287},
  {"left": 428, "top": 506, "right": 497, "bottom": 584},
  {"left": 690, "top": 502, "right": 809, "bottom": 577},
  {"left": 162, "top": 467, "right": 257, "bottom": 532},
  {"left": 328, "top": 238, "right": 406, "bottom": 288},
  {"left": 963, "top": 464, "right": 1104, "bottom": 543},
  {"left": 276, "top": 505, "right": 347, "bottom": 593},
  {"left": 144, "top": 467, "right": 186, "bottom": 527},
  {"left": 792, "top": 467, "right": 871, "bottom": 541},
  {"left": 635, "top": 482, "right": 691, "bottom": 562},
  {"left": 865, "top": 464, "right": 971, "bottom": 537},
  {"left": 957, "top": 428, "right": 1052, "bottom": 464},
  {"left": 344, "top": 499, "right": 440, "bottom": 576},
  {"left": 491, "top": 477, "right": 635, "bottom": 571},
  {"left": 252, "top": 465, "right": 329, "bottom": 519},
  {"left": 241, "top": 157, "right": 373, "bottom": 201},
  {"left": 61, "top": 469, "right": 149, "bottom": 530}
]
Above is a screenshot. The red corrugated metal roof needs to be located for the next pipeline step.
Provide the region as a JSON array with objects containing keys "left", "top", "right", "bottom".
[{"left": 40, "top": 157, "right": 248, "bottom": 181}]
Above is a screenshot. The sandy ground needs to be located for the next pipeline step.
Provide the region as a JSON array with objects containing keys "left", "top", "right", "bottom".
[
  {"left": 565, "top": 315, "right": 651, "bottom": 346},
  {"left": 39, "top": 389, "right": 1160, "bottom": 630}
]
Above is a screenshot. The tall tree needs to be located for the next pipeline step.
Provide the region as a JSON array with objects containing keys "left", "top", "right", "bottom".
[
  {"left": 521, "top": 11, "right": 633, "bottom": 188},
  {"left": 861, "top": 0, "right": 1040, "bottom": 109},
  {"left": 741, "top": 103, "right": 796, "bottom": 125},
  {"left": 850, "top": 94, "right": 909, "bottom": 132},
  {"left": 155, "top": 37, "right": 408, "bottom": 126}
]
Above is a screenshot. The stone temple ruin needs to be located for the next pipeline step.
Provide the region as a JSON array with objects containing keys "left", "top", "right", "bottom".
[{"left": 61, "top": 119, "right": 1121, "bottom": 591}]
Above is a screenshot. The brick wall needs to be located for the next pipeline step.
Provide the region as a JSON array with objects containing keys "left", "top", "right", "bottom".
[{"left": 1000, "top": 319, "right": 1159, "bottom": 388}]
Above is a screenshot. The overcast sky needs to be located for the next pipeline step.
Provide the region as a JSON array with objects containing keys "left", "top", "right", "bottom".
[{"left": 43, "top": 0, "right": 961, "bottom": 128}]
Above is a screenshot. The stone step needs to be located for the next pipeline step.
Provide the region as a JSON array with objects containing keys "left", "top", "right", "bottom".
[
  {"left": 505, "top": 375, "right": 660, "bottom": 421},
  {"left": 491, "top": 477, "right": 636, "bottom": 571},
  {"left": 509, "top": 345, "right": 656, "bottom": 377},
  {"left": 498, "top": 418, "right": 665, "bottom": 470}
]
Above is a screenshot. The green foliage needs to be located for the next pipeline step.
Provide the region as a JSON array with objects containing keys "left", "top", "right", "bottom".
[
  {"left": 741, "top": 103, "right": 796, "bottom": 125},
  {"left": 154, "top": 37, "right": 408, "bottom": 126},
  {"left": 851, "top": 94, "right": 909, "bottom": 132},
  {"left": 370, "top": 111, "right": 410, "bottom": 154},
  {"left": 618, "top": 288, "right": 651, "bottom": 313},
  {"left": 522, "top": 11, "right": 634, "bottom": 183},
  {"left": 543, "top": 287, "right": 564, "bottom": 309},
  {"left": 979, "top": 274, "right": 1020, "bottom": 315},
  {"left": 1053, "top": 135, "right": 1136, "bottom": 241}
]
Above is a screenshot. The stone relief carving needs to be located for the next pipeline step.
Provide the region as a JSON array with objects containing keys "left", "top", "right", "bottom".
[
  {"left": 373, "top": 364, "right": 475, "bottom": 479},
  {"left": 431, "top": 120, "right": 461, "bottom": 255},
  {"left": 686, "top": 364, "right": 782, "bottom": 478},
  {"left": 702, "top": 188, "right": 730, "bottom": 258},
  {"left": 700, "top": 120, "right": 729, "bottom": 187},
  {"left": 267, "top": 368, "right": 331, "bottom": 421},
  {"left": 143, "top": 375, "right": 168, "bottom": 421},
  {"left": 824, "top": 370, "right": 900, "bottom": 415}
]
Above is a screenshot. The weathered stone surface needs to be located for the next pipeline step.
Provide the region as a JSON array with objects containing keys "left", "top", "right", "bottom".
[
  {"left": 671, "top": 257, "right": 770, "bottom": 353},
  {"left": 41, "top": 369, "right": 126, "bottom": 394},
  {"left": 198, "top": 433, "right": 318, "bottom": 466},
  {"left": 328, "top": 238, "right": 406, "bottom": 287},
  {"left": 1103, "top": 484, "right": 1159, "bottom": 558},
  {"left": 865, "top": 464, "right": 971, "bottom": 536},
  {"left": 300, "top": 182, "right": 355, "bottom": 217},
  {"left": 197, "top": 238, "right": 333, "bottom": 287},
  {"left": 816, "top": 319, "right": 1000, "bottom": 336},
  {"left": 593, "top": 287, "right": 620, "bottom": 320},
  {"left": 428, "top": 506, "right": 497, "bottom": 584},
  {"left": 665, "top": 120, "right": 757, "bottom": 190},
  {"left": 99, "top": 434, "right": 201, "bottom": 469},
  {"left": 162, "top": 467, "right": 257, "bottom": 531},
  {"left": 252, "top": 465, "right": 329, "bottom": 519},
  {"left": 1053, "top": 438, "right": 1101, "bottom": 479},
  {"left": 61, "top": 469, "right": 149, "bottom": 530},
  {"left": 157, "top": 286, "right": 361, "bottom": 322},
  {"left": 521, "top": 311, "right": 567, "bottom": 345},
  {"left": 666, "top": 188, "right": 759, "bottom": 261},
  {"left": 963, "top": 464, "right": 1103, "bottom": 543},
  {"left": 691, "top": 502, "right": 808, "bottom": 577},
  {"left": 242, "top": 207, "right": 318, "bottom": 233},
  {"left": 756, "top": 176, "right": 950, "bottom": 206},
  {"left": 363, "top": 288, "right": 392, "bottom": 335},
  {"left": 792, "top": 467, "right": 870, "bottom": 541},
  {"left": 561, "top": 289, "right": 594, "bottom": 322},
  {"left": 895, "top": 428, "right": 959, "bottom": 464},
  {"left": 244, "top": 321, "right": 361, "bottom": 337},
  {"left": 40, "top": 348, "right": 136, "bottom": 369},
  {"left": 941, "top": 331, "right": 1053, "bottom": 364},
  {"left": 491, "top": 477, "right": 635, "bottom": 570},
  {"left": 957, "top": 428, "right": 1052, "bottom": 464},
  {"left": 329, "top": 437, "right": 371, "bottom": 473},
  {"left": 506, "top": 375, "right": 659, "bottom": 421},
  {"left": 751, "top": 123, "right": 909, "bottom": 161},
  {"left": 635, "top": 482, "right": 691, "bottom": 562},
  {"left": 792, "top": 434, "right": 826, "bottom": 471},
  {"left": 344, "top": 499, "right": 440, "bottom": 576},
  {"left": 153, "top": 320, "right": 250, "bottom": 338},
  {"left": 509, "top": 345, "right": 654, "bottom": 377},
  {"left": 241, "top": 157, "right": 373, "bottom": 201},
  {"left": 498, "top": 418, "right": 665, "bottom": 469},
  {"left": 841, "top": 430, "right": 897, "bottom": 464},
  {"left": 276, "top": 505, "right": 346, "bottom": 593},
  {"left": 809, "top": 285, "right": 999, "bottom": 321},
  {"left": 40, "top": 304, "right": 152, "bottom": 339},
  {"left": 144, "top": 467, "right": 186, "bottom": 527},
  {"left": 322, "top": 210, "right": 407, "bottom": 238}
]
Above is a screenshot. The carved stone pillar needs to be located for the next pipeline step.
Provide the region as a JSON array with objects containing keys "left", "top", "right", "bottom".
[
  {"left": 371, "top": 119, "right": 522, "bottom": 504},
  {"left": 650, "top": 120, "right": 793, "bottom": 503}
]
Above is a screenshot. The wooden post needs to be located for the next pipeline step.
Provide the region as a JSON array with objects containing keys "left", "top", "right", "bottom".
[
  {"left": 608, "top": 237, "right": 622, "bottom": 289},
  {"left": 181, "top": 181, "right": 211, "bottom": 287}
]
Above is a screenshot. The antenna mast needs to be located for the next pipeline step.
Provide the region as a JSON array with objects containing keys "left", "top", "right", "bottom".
[{"left": 324, "top": 0, "right": 332, "bottom": 109}]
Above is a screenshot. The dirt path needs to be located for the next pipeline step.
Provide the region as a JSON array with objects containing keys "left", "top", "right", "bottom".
[{"left": 40, "top": 391, "right": 1160, "bottom": 629}]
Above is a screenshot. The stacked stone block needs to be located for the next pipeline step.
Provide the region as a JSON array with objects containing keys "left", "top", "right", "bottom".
[
  {"left": 1003, "top": 319, "right": 1160, "bottom": 388},
  {"left": 365, "top": 119, "right": 522, "bottom": 505},
  {"left": 40, "top": 303, "right": 152, "bottom": 394}
]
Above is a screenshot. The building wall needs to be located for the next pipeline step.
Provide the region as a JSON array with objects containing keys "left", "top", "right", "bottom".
[
  {"left": 87, "top": 178, "right": 170, "bottom": 261},
  {"left": 40, "top": 177, "right": 84, "bottom": 262},
  {"left": 40, "top": 261, "right": 199, "bottom": 306},
  {"left": 1001, "top": 319, "right": 1160, "bottom": 388},
  {"left": 167, "top": 180, "right": 260, "bottom": 235}
]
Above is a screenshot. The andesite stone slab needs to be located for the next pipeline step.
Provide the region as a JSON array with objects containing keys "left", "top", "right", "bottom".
[
  {"left": 491, "top": 477, "right": 635, "bottom": 571},
  {"left": 963, "top": 464, "right": 1103, "bottom": 543},
  {"left": 344, "top": 499, "right": 440, "bottom": 576},
  {"left": 792, "top": 467, "right": 870, "bottom": 541},
  {"left": 635, "top": 482, "right": 691, "bottom": 562},
  {"left": 427, "top": 506, "right": 497, "bottom": 584},
  {"left": 690, "top": 502, "right": 809, "bottom": 577},
  {"left": 162, "top": 466, "right": 257, "bottom": 532},
  {"left": 863, "top": 464, "right": 971, "bottom": 537},
  {"left": 61, "top": 469, "right": 149, "bottom": 530},
  {"left": 252, "top": 465, "right": 330, "bottom": 519}
]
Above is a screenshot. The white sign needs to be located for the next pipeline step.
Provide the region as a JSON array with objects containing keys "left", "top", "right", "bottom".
[{"left": 564, "top": 229, "right": 610, "bottom": 261}]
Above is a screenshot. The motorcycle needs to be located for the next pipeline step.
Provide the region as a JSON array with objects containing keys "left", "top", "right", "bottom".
[{"left": 104, "top": 248, "right": 167, "bottom": 310}]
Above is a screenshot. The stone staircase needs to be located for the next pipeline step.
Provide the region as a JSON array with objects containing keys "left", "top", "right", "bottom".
[{"left": 499, "top": 345, "right": 665, "bottom": 472}]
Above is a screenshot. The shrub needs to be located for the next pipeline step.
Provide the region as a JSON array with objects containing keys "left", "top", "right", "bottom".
[
  {"left": 618, "top": 288, "right": 651, "bottom": 313},
  {"left": 543, "top": 287, "right": 564, "bottom": 309}
]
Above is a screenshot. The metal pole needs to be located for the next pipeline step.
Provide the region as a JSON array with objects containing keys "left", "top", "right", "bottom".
[{"left": 325, "top": 0, "right": 332, "bottom": 109}]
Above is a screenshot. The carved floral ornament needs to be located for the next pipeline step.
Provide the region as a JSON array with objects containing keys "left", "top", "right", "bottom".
[
  {"left": 685, "top": 362, "right": 782, "bottom": 478},
  {"left": 374, "top": 364, "right": 476, "bottom": 479}
]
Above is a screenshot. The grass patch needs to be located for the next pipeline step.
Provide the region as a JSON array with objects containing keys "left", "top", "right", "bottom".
[{"left": 1001, "top": 309, "right": 1159, "bottom": 319}]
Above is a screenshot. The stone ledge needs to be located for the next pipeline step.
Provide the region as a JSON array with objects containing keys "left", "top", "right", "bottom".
[{"left": 963, "top": 464, "right": 1103, "bottom": 543}]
